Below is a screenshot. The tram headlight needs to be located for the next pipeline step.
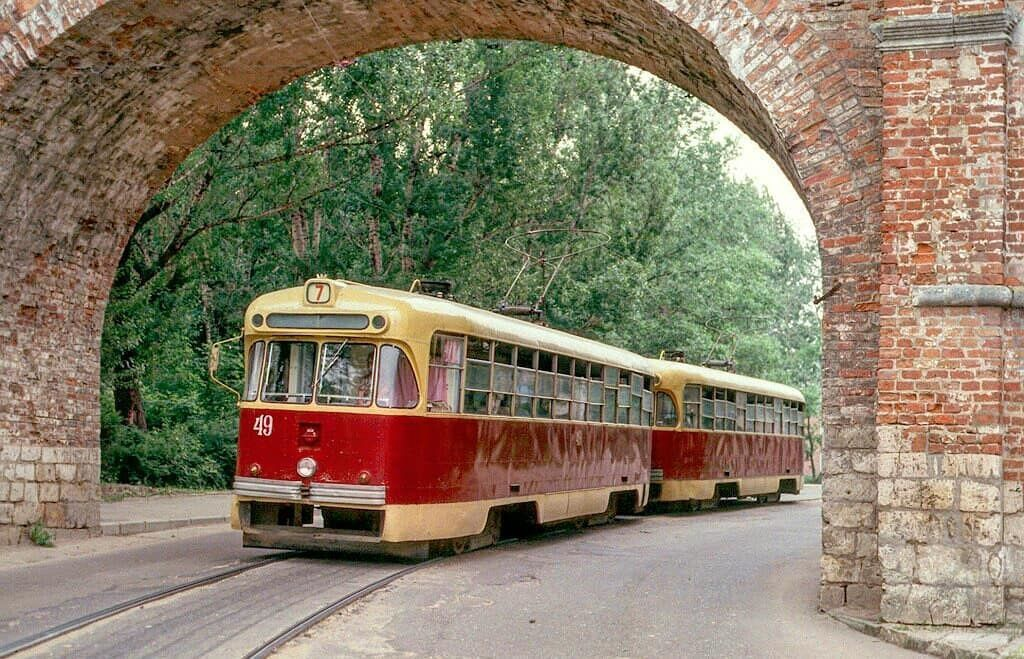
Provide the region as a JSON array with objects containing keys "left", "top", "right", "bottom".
[
  {"left": 248, "top": 463, "right": 261, "bottom": 477},
  {"left": 296, "top": 457, "right": 318, "bottom": 478}
]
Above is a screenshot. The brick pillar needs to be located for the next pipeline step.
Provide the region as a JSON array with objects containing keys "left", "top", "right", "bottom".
[
  {"left": 874, "top": 9, "right": 1018, "bottom": 624},
  {"left": 1001, "top": 10, "right": 1024, "bottom": 623},
  {"left": 0, "top": 259, "right": 105, "bottom": 543}
]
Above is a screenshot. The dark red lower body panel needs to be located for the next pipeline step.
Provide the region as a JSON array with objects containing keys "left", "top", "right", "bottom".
[
  {"left": 651, "top": 428, "right": 803, "bottom": 481},
  {"left": 237, "top": 408, "right": 650, "bottom": 505}
]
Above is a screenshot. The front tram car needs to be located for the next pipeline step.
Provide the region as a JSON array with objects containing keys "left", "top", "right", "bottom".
[
  {"left": 228, "top": 277, "right": 653, "bottom": 557},
  {"left": 647, "top": 358, "right": 805, "bottom": 509}
]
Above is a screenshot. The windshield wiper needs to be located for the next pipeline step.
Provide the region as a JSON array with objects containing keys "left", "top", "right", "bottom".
[{"left": 312, "top": 339, "right": 349, "bottom": 396}]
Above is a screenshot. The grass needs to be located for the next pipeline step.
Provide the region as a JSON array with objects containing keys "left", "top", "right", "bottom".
[{"left": 28, "top": 522, "right": 54, "bottom": 548}]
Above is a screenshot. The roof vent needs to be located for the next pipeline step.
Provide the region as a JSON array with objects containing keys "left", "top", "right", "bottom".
[
  {"left": 701, "top": 358, "right": 736, "bottom": 373},
  {"left": 494, "top": 301, "right": 544, "bottom": 321},
  {"left": 409, "top": 279, "right": 455, "bottom": 300}
]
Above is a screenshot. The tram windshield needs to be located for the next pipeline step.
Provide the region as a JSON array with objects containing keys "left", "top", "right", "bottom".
[
  {"left": 263, "top": 341, "right": 317, "bottom": 403},
  {"left": 317, "top": 342, "right": 376, "bottom": 407}
]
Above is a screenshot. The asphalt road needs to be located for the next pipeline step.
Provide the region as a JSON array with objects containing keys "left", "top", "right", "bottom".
[
  {"left": 0, "top": 494, "right": 919, "bottom": 658},
  {"left": 281, "top": 496, "right": 918, "bottom": 658}
]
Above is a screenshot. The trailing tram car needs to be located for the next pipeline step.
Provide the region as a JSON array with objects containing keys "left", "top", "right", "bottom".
[
  {"left": 647, "top": 358, "right": 805, "bottom": 509},
  {"left": 225, "top": 277, "right": 654, "bottom": 557}
]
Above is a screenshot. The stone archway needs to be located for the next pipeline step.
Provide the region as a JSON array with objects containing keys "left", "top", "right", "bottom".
[{"left": 0, "top": 0, "right": 883, "bottom": 615}]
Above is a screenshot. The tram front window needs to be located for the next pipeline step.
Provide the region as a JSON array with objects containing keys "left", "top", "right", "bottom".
[
  {"left": 317, "top": 342, "right": 376, "bottom": 406},
  {"left": 263, "top": 341, "right": 317, "bottom": 403},
  {"left": 376, "top": 345, "right": 419, "bottom": 409}
]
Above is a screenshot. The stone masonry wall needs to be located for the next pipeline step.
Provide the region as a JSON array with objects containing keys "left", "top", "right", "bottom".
[
  {"left": 0, "top": 444, "right": 99, "bottom": 544},
  {"left": 875, "top": 5, "right": 1018, "bottom": 624}
]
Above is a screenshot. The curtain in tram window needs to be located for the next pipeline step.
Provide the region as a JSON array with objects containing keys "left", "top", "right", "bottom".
[
  {"left": 377, "top": 345, "right": 420, "bottom": 409},
  {"left": 427, "top": 337, "right": 463, "bottom": 412}
]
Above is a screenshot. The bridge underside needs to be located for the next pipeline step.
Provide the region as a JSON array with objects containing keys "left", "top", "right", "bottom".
[{"left": 2, "top": 0, "right": 1024, "bottom": 626}]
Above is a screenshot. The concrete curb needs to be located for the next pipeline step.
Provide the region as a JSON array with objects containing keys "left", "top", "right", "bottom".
[
  {"left": 828, "top": 609, "right": 1024, "bottom": 658},
  {"left": 99, "top": 516, "right": 230, "bottom": 536}
]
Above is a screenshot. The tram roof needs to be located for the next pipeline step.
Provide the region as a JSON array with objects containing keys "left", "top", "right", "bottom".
[
  {"left": 650, "top": 359, "right": 805, "bottom": 403},
  {"left": 247, "top": 279, "right": 654, "bottom": 374}
]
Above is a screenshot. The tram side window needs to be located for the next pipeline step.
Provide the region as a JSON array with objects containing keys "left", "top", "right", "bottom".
[
  {"left": 428, "top": 334, "right": 464, "bottom": 413},
  {"left": 683, "top": 385, "right": 701, "bottom": 428},
  {"left": 603, "top": 367, "right": 618, "bottom": 423},
  {"left": 735, "top": 392, "right": 746, "bottom": 432},
  {"left": 317, "top": 342, "right": 376, "bottom": 407},
  {"left": 536, "top": 351, "right": 555, "bottom": 419},
  {"left": 515, "top": 347, "right": 537, "bottom": 418},
  {"left": 588, "top": 364, "right": 604, "bottom": 422},
  {"left": 376, "top": 345, "right": 419, "bottom": 409},
  {"left": 717, "top": 389, "right": 736, "bottom": 431},
  {"left": 244, "top": 341, "right": 265, "bottom": 401},
  {"left": 554, "top": 355, "right": 572, "bottom": 420},
  {"left": 782, "top": 400, "right": 804, "bottom": 435},
  {"left": 617, "top": 370, "right": 631, "bottom": 425},
  {"left": 491, "top": 342, "right": 514, "bottom": 416},
  {"left": 656, "top": 392, "right": 678, "bottom": 427},
  {"left": 701, "top": 386, "right": 715, "bottom": 429},
  {"left": 572, "top": 361, "right": 589, "bottom": 421},
  {"left": 263, "top": 341, "right": 316, "bottom": 404},
  {"left": 642, "top": 376, "right": 653, "bottom": 426},
  {"left": 628, "top": 373, "right": 643, "bottom": 425},
  {"left": 464, "top": 337, "right": 492, "bottom": 414}
]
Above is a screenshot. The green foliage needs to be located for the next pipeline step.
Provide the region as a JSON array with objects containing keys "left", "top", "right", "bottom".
[
  {"left": 100, "top": 40, "right": 821, "bottom": 488},
  {"left": 101, "top": 423, "right": 230, "bottom": 489},
  {"left": 28, "top": 522, "right": 54, "bottom": 548}
]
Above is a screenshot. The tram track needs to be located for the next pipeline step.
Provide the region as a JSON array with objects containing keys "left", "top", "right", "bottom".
[
  {"left": 245, "top": 558, "right": 441, "bottom": 659},
  {"left": 2, "top": 526, "right": 574, "bottom": 658},
  {"left": 0, "top": 553, "right": 294, "bottom": 658},
  {"left": 1, "top": 550, "right": 448, "bottom": 659}
]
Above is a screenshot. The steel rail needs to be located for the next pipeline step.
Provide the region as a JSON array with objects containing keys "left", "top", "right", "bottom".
[
  {"left": 0, "top": 552, "right": 294, "bottom": 658},
  {"left": 246, "top": 536, "right": 525, "bottom": 658},
  {"left": 245, "top": 557, "right": 443, "bottom": 659}
]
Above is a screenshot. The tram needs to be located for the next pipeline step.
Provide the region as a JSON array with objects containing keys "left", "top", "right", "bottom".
[
  {"left": 647, "top": 358, "right": 805, "bottom": 509},
  {"left": 223, "top": 277, "right": 654, "bottom": 557}
]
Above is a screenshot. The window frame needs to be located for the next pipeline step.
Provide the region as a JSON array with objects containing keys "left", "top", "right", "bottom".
[{"left": 262, "top": 340, "right": 318, "bottom": 404}]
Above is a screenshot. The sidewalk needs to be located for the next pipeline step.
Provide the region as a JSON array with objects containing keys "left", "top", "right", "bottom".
[
  {"left": 100, "top": 492, "right": 233, "bottom": 536},
  {"left": 832, "top": 606, "right": 1024, "bottom": 658}
]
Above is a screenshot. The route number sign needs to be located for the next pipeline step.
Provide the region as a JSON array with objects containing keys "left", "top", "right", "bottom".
[{"left": 305, "top": 281, "right": 331, "bottom": 304}]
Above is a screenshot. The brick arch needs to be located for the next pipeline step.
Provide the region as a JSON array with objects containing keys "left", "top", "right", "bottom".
[{"left": 0, "top": 0, "right": 882, "bottom": 610}]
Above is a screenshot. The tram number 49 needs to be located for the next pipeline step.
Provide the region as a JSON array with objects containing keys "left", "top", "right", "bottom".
[{"left": 253, "top": 414, "right": 274, "bottom": 437}]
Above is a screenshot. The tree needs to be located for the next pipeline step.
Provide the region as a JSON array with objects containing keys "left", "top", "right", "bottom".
[{"left": 100, "top": 40, "right": 821, "bottom": 487}]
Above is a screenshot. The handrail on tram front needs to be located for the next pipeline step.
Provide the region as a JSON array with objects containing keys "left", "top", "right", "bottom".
[{"left": 208, "top": 334, "right": 242, "bottom": 401}]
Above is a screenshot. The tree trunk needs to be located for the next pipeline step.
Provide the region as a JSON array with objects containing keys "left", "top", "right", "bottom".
[
  {"left": 114, "top": 382, "right": 148, "bottom": 431},
  {"left": 312, "top": 207, "right": 323, "bottom": 256},
  {"left": 401, "top": 119, "right": 424, "bottom": 273},
  {"left": 290, "top": 209, "right": 309, "bottom": 258}
]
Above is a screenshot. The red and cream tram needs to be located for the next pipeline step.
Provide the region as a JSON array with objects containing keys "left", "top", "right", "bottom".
[
  {"left": 228, "top": 277, "right": 654, "bottom": 557},
  {"left": 648, "top": 359, "right": 805, "bottom": 509}
]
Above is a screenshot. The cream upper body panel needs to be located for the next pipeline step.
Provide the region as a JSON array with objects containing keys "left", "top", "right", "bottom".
[
  {"left": 650, "top": 359, "right": 805, "bottom": 403},
  {"left": 243, "top": 279, "right": 653, "bottom": 375}
]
